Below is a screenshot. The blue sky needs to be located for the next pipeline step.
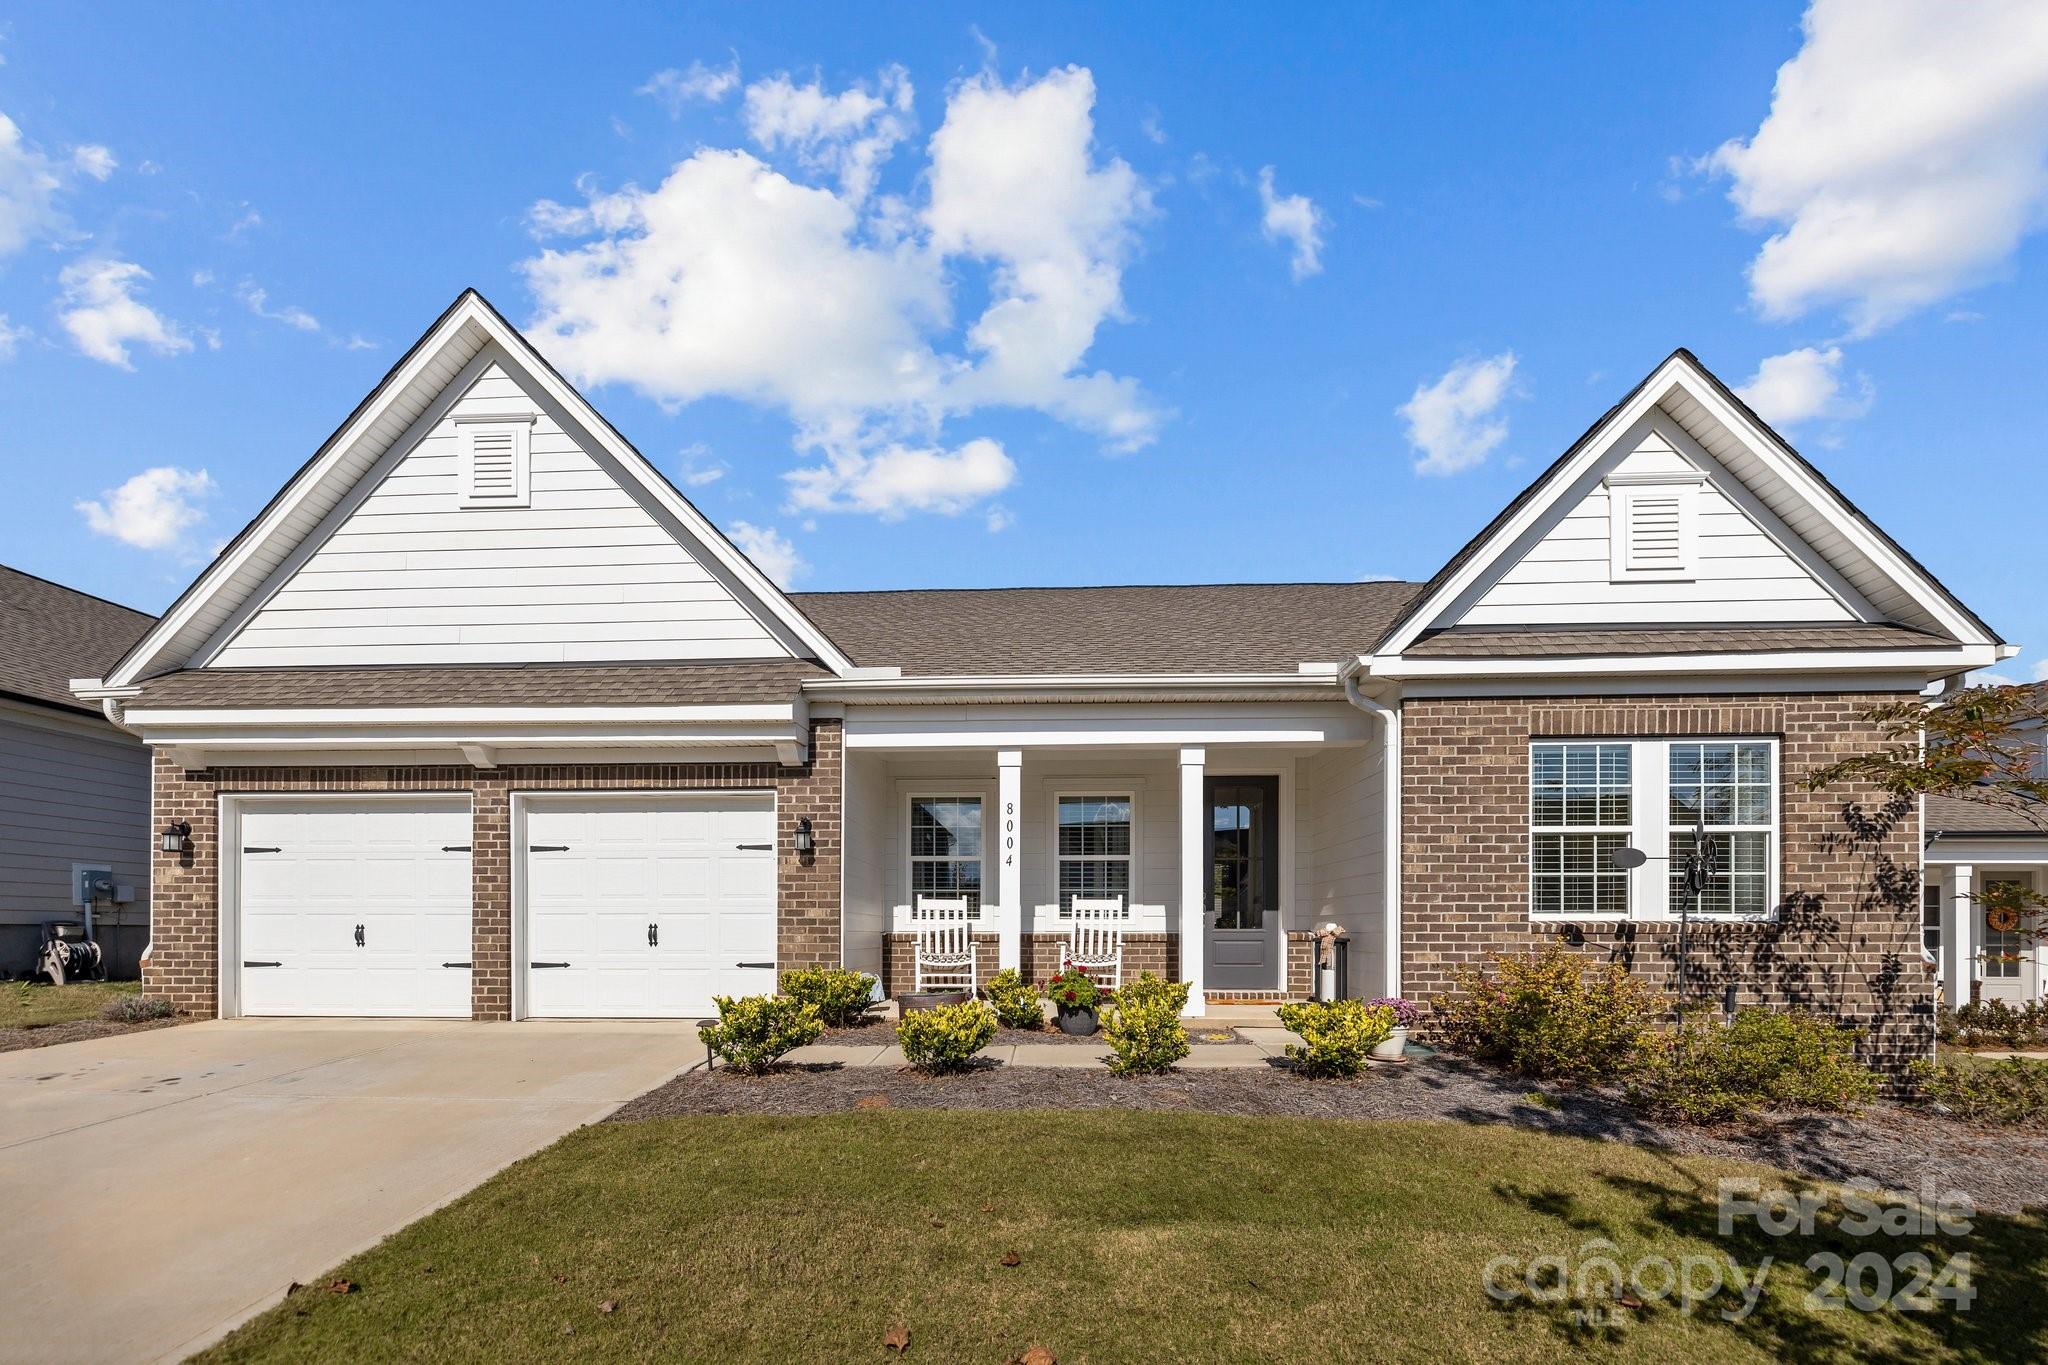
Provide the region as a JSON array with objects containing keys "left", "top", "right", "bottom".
[{"left": 4, "top": 2, "right": 2046, "bottom": 676}]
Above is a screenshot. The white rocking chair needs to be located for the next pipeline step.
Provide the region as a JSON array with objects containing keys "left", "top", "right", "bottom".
[
  {"left": 1065, "top": 896, "right": 1126, "bottom": 990},
  {"left": 912, "top": 895, "right": 978, "bottom": 993}
]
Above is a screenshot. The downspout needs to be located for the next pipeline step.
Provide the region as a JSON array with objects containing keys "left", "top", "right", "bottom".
[{"left": 1339, "top": 658, "right": 1402, "bottom": 1000}]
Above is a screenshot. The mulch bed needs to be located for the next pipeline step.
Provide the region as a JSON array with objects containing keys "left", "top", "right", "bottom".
[
  {"left": 611, "top": 1055, "right": 2048, "bottom": 1216},
  {"left": 0, "top": 1018, "right": 177, "bottom": 1053},
  {"left": 819, "top": 1019, "right": 1246, "bottom": 1046}
]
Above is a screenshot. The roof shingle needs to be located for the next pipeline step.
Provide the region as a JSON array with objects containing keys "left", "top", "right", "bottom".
[
  {"left": 1925, "top": 794, "right": 2048, "bottom": 838},
  {"left": 129, "top": 661, "right": 825, "bottom": 709},
  {"left": 0, "top": 565, "right": 155, "bottom": 715},
  {"left": 1404, "top": 623, "right": 1946, "bottom": 659}
]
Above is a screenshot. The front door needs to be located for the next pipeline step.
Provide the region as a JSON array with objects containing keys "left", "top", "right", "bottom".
[
  {"left": 1978, "top": 875, "right": 2040, "bottom": 1006},
  {"left": 1205, "top": 776, "right": 1280, "bottom": 993}
]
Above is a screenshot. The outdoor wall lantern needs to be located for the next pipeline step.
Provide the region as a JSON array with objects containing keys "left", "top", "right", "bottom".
[
  {"left": 160, "top": 820, "right": 192, "bottom": 855},
  {"left": 793, "top": 817, "right": 815, "bottom": 858}
]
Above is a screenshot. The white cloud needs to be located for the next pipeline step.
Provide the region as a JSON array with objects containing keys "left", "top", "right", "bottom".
[
  {"left": 677, "top": 442, "right": 727, "bottom": 486},
  {"left": 1705, "top": 0, "right": 2048, "bottom": 334},
  {"left": 237, "top": 282, "right": 320, "bottom": 332},
  {"left": 57, "top": 260, "right": 191, "bottom": 368},
  {"left": 71, "top": 143, "right": 115, "bottom": 180},
  {"left": 728, "top": 520, "right": 805, "bottom": 586},
  {"left": 1735, "top": 345, "right": 1874, "bottom": 428},
  {"left": 0, "top": 313, "right": 26, "bottom": 358},
  {"left": 1398, "top": 352, "right": 1520, "bottom": 476},
  {"left": 1257, "top": 166, "right": 1325, "bottom": 280},
  {"left": 640, "top": 59, "right": 742, "bottom": 114},
  {"left": 984, "top": 505, "right": 1013, "bottom": 532},
  {"left": 522, "top": 63, "right": 1157, "bottom": 524},
  {"left": 0, "top": 112, "right": 65, "bottom": 255},
  {"left": 1139, "top": 109, "right": 1166, "bottom": 145},
  {"left": 75, "top": 466, "right": 215, "bottom": 550},
  {"left": 742, "top": 65, "right": 913, "bottom": 204},
  {"left": 786, "top": 435, "right": 1015, "bottom": 518}
]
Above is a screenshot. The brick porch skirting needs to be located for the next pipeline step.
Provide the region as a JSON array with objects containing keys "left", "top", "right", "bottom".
[{"left": 145, "top": 720, "right": 843, "bottom": 1020}]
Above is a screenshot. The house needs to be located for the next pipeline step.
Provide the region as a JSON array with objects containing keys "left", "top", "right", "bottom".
[
  {"left": 1925, "top": 769, "right": 2048, "bottom": 1010},
  {"left": 3, "top": 565, "right": 155, "bottom": 977},
  {"left": 71, "top": 291, "right": 2009, "bottom": 1069}
]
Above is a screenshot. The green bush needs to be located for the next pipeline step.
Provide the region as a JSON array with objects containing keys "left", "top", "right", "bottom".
[
  {"left": 896, "top": 1000, "right": 999, "bottom": 1072},
  {"left": 699, "top": 994, "right": 822, "bottom": 1073},
  {"left": 101, "top": 994, "right": 175, "bottom": 1023},
  {"left": 1629, "top": 1009, "right": 1877, "bottom": 1124},
  {"left": 778, "top": 966, "right": 877, "bottom": 1027},
  {"left": 1431, "top": 946, "right": 1664, "bottom": 1083},
  {"left": 1276, "top": 999, "right": 1396, "bottom": 1078},
  {"left": 982, "top": 969, "right": 1045, "bottom": 1030},
  {"left": 1909, "top": 1056, "right": 2048, "bottom": 1125},
  {"left": 1939, "top": 999, "right": 2048, "bottom": 1051},
  {"left": 1102, "top": 974, "right": 1191, "bottom": 1075}
]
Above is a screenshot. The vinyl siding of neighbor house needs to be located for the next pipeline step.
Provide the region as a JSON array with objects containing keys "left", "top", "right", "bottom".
[
  {"left": 0, "top": 700, "right": 149, "bottom": 976},
  {"left": 209, "top": 361, "right": 793, "bottom": 668},
  {"left": 1451, "top": 417, "right": 1861, "bottom": 628},
  {"left": 1299, "top": 742, "right": 1386, "bottom": 997}
]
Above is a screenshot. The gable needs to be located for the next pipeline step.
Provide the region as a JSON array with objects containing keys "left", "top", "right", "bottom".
[
  {"left": 204, "top": 353, "right": 795, "bottom": 668},
  {"left": 1439, "top": 413, "right": 1865, "bottom": 630}
]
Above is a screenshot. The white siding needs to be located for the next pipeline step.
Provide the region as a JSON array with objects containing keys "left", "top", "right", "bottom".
[
  {"left": 1299, "top": 744, "right": 1385, "bottom": 998},
  {"left": 1449, "top": 420, "right": 1859, "bottom": 628},
  {"left": 210, "top": 362, "right": 792, "bottom": 667},
  {"left": 841, "top": 751, "right": 888, "bottom": 978},
  {"left": 0, "top": 701, "right": 150, "bottom": 976}
]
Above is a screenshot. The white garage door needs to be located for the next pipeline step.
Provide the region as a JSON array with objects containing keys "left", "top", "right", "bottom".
[
  {"left": 522, "top": 795, "right": 777, "bottom": 1018},
  {"left": 237, "top": 799, "right": 473, "bottom": 1018}
]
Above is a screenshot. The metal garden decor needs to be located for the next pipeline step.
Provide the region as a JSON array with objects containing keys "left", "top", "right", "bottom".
[{"left": 1610, "top": 812, "right": 1722, "bottom": 1008}]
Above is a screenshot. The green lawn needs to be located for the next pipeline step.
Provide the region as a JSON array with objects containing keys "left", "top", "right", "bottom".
[
  {"left": 0, "top": 979, "right": 138, "bottom": 1028},
  {"left": 201, "top": 1111, "right": 2044, "bottom": 1364}
]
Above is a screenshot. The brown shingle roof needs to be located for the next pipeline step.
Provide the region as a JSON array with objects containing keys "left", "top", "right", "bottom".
[
  {"left": 1925, "top": 794, "right": 2048, "bottom": 838},
  {"left": 129, "top": 661, "right": 825, "bottom": 709},
  {"left": 790, "top": 582, "right": 1427, "bottom": 675},
  {"left": 0, "top": 565, "right": 155, "bottom": 715},
  {"left": 1404, "top": 623, "right": 1947, "bottom": 659}
]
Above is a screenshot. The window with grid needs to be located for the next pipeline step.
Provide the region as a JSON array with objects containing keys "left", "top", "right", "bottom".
[
  {"left": 1529, "top": 743, "right": 1631, "bottom": 917},
  {"left": 1056, "top": 795, "right": 1131, "bottom": 915},
  {"left": 1922, "top": 882, "right": 1942, "bottom": 959},
  {"left": 909, "top": 796, "right": 982, "bottom": 917},
  {"left": 1982, "top": 878, "right": 2025, "bottom": 978},
  {"left": 1667, "top": 741, "right": 1775, "bottom": 918}
]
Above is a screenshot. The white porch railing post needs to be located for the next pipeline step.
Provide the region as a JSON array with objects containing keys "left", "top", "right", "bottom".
[
  {"left": 997, "top": 749, "right": 1023, "bottom": 973},
  {"left": 1946, "top": 863, "right": 1975, "bottom": 1008},
  {"left": 1179, "top": 746, "right": 1206, "bottom": 1016}
]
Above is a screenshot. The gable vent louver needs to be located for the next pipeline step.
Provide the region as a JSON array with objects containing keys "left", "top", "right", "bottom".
[
  {"left": 457, "top": 415, "right": 534, "bottom": 509},
  {"left": 1608, "top": 477, "right": 1697, "bottom": 581}
]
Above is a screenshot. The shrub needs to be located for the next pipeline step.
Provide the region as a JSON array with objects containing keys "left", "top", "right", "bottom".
[
  {"left": 699, "top": 994, "right": 822, "bottom": 1073},
  {"left": 1046, "top": 963, "right": 1102, "bottom": 1012},
  {"left": 1939, "top": 999, "right": 2048, "bottom": 1051},
  {"left": 1277, "top": 999, "right": 1396, "bottom": 1078},
  {"left": 897, "top": 1000, "right": 999, "bottom": 1072},
  {"left": 778, "top": 966, "right": 877, "bottom": 1027},
  {"left": 983, "top": 969, "right": 1045, "bottom": 1030},
  {"left": 1367, "top": 996, "right": 1419, "bottom": 1029},
  {"left": 101, "top": 994, "right": 175, "bottom": 1023},
  {"left": 1103, "top": 974, "right": 1190, "bottom": 1075},
  {"left": 1909, "top": 1056, "right": 2048, "bottom": 1125},
  {"left": 1432, "top": 946, "right": 1663, "bottom": 1083},
  {"left": 1629, "top": 1009, "right": 1877, "bottom": 1124}
]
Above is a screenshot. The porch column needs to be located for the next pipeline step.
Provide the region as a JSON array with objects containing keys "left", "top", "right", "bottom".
[
  {"left": 1179, "top": 746, "right": 1206, "bottom": 1016},
  {"left": 996, "top": 749, "right": 1022, "bottom": 973},
  {"left": 1946, "top": 863, "right": 1976, "bottom": 1008}
]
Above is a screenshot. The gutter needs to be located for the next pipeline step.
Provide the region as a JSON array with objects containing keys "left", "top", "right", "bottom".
[{"left": 1338, "top": 657, "right": 1402, "bottom": 1000}]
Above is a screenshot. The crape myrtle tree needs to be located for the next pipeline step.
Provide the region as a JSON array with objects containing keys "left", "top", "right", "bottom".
[{"left": 1805, "top": 682, "right": 2048, "bottom": 945}]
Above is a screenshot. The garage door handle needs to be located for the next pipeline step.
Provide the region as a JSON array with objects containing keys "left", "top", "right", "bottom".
[
  {"left": 648, "top": 923, "right": 658, "bottom": 947},
  {"left": 735, "top": 961, "right": 774, "bottom": 969},
  {"left": 443, "top": 961, "right": 472, "bottom": 969},
  {"left": 442, "top": 845, "right": 471, "bottom": 853},
  {"left": 736, "top": 843, "right": 772, "bottom": 850},
  {"left": 354, "top": 924, "right": 365, "bottom": 948},
  {"left": 243, "top": 846, "right": 281, "bottom": 854},
  {"left": 529, "top": 844, "right": 570, "bottom": 853},
  {"left": 243, "top": 960, "right": 281, "bottom": 968},
  {"left": 531, "top": 961, "right": 571, "bottom": 969}
]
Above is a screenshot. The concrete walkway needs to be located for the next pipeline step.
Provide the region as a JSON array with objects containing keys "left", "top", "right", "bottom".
[{"left": 0, "top": 1018, "right": 696, "bottom": 1365}]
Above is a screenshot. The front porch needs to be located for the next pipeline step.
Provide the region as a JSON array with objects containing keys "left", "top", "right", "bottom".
[{"left": 834, "top": 697, "right": 1392, "bottom": 1014}]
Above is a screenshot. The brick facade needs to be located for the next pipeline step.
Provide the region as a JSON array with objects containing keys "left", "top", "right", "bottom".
[
  {"left": 1401, "top": 692, "right": 1933, "bottom": 1069},
  {"left": 145, "top": 720, "right": 842, "bottom": 1019}
]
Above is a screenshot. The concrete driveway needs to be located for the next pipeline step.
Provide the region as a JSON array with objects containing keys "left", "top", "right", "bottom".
[{"left": 0, "top": 1019, "right": 699, "bottom": 1364}]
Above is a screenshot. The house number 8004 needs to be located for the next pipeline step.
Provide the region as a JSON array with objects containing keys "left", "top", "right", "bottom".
[{"left": 1005, "top": 801, "right": 1016, "bottom": 865}]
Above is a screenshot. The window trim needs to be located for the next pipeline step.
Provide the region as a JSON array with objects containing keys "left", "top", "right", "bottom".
[
  {"left": 455, "top": 414, "right": 535, "bottom": 509},
  {"left": 905, "top": 791, "right": 987, "bottom": 921},
  {"left": 1525, "top": 736, "right": 1781, "bottom": 925},
  {"left": 1048, "top": 788, "right": 1139, "bottom": 918}
]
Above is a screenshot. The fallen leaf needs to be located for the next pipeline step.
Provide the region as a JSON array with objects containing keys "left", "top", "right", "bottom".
[
  {"left": 327, "top": 1279, "right": 355, "bottom": 1295},
  {"left": 978, "top": 1202, "right": 995, "bottom": 1213},
  {"left": 598, "top": 1300, "right": 619, "bottom": 1315},
  {"left": 883, "top": 1322, "right": 911, "bottom": 1353},
  {"left": 1010, "top": 1347, "right": 1056, "bottom": 1365},
  {"left": 855, "top": 1094, "right": 891, "bottom": 1110},
  {"left": 1000, "top": 1251, "right": 1021, "bottom": 1268},
  {"left": 553, "top": 1273, "right": 568, "bottom": 1284},
  {"left": 1616, "top": 1293, "right": 1645, "bottom": 1310},
  {"left": 929, "top": 1217, "right": 945, "bottom": 1229}
]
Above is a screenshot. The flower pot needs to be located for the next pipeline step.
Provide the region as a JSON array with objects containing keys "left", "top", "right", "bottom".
[
  {"left": 1055, "top": 1004, "right": 1099, "bottom": 1036},
  {"left": 898, "top": 990, "right": 971, "bottom": 1015},
  {"left": 1370, "top": 1026, "right": 1409, "bottom": 1061}
]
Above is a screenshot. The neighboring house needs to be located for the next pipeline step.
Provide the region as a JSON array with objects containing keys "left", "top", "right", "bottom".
[
  {"left": 1925, "top": 787, "right": 2048, "bottom": 1010},
  {"left": 2, "top": 565, "right": 155, "bottom": 977},
  {"left": 73, "top": 291, "right": 2009, "bottom": 1071}
]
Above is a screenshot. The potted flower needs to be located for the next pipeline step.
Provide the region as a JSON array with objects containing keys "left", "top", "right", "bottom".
[
  {"left": 1047, "top": 962, "right": 1103, "bottom": 1035},
  {"left": 1367, "top": 996, "right": 1418, "bottom": 1060}
]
